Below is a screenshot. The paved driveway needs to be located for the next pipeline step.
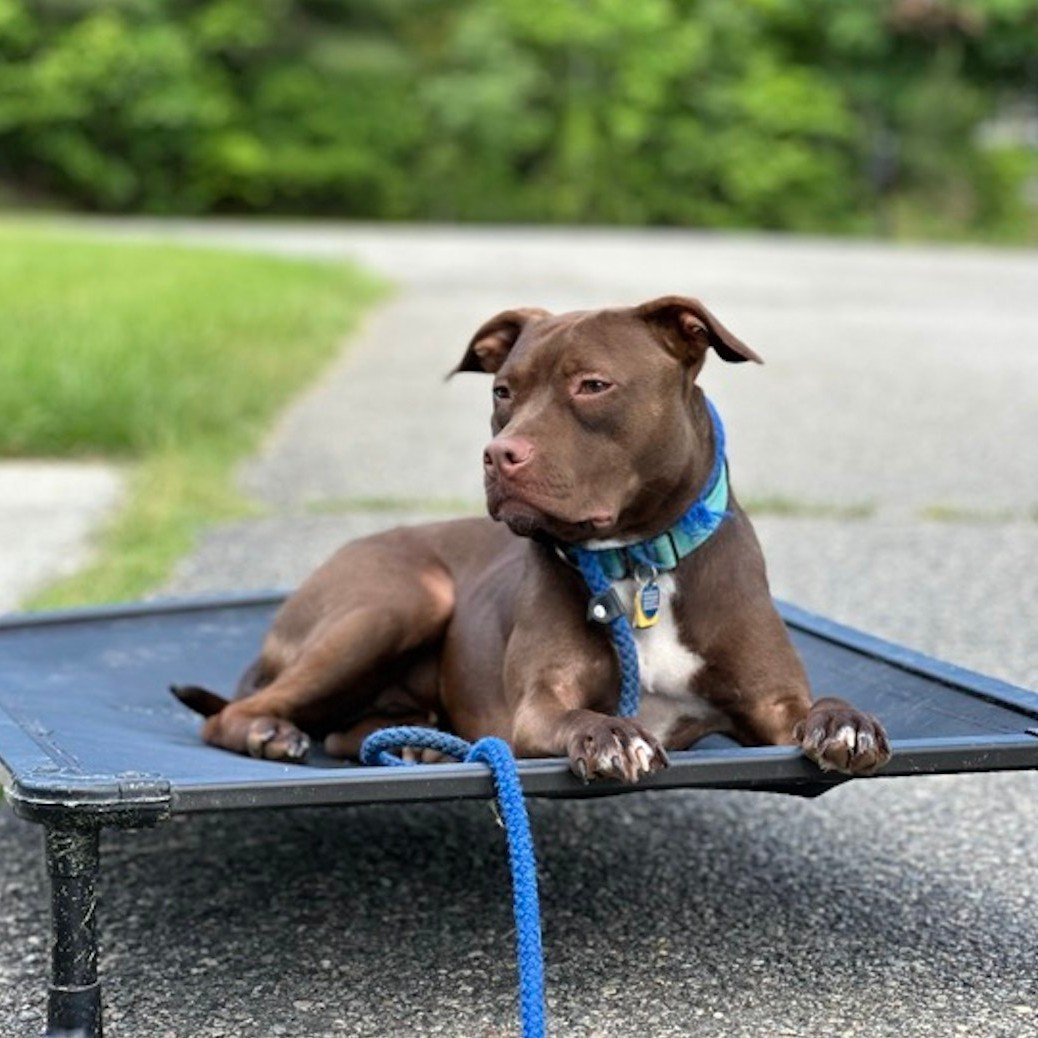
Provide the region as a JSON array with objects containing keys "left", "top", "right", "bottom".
[{"left": 1, "top": 223, "right": 1036, "bottom": 1037}]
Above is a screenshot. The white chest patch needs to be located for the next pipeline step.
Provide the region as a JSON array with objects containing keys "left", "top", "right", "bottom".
[
  {"left": 613, "top": 573, "right": 721, "bottom": 742},
  {"left": 620, "top": 574, "right": 704, "bottom": 695}
]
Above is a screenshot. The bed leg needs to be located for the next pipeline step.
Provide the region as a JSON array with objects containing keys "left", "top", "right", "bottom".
[{"left": 43, "top": 825, "right": 103, "bottom": 1038}]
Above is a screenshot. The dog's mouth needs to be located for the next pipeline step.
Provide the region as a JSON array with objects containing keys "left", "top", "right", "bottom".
[{"left": 486, "top": 481, "right": 614, "bottom": 541}]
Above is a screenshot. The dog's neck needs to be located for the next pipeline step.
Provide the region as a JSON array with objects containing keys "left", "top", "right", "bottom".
[
  {"left": 585, "top": 391, "right": 721, "bottom": 548},
  {"left": 564, "top": 396, "right": 729, "bottom": 579}
]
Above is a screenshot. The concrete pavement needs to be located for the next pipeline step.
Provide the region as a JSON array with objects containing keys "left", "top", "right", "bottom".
[
  {"left": 94, "top": 220, "right": 1038, "bottom": 515},
  {"left": 2, "top": 223, "right": 1037, "bottom": 1037},
  {"left": 0, "top": 460, "right": 122, "bottom": 612}
]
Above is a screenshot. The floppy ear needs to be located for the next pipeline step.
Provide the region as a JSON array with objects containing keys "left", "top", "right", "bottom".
[
  {"left": 634, "top": 296, "right": 762, "bottom": 367},
  {"left": 450, "top": 308, "right": 551, "bottom": 375}
]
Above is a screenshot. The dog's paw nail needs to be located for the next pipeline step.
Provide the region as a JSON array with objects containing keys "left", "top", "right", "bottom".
[
  {"left": 800, "top": 726, "right": 825, "bottom": 755},
  {"left": 246, "top": 723, "right": 276, "bottom": 758},
  {"left": 286, "top": 734, "right": 310, "bottom": 761},
  {"left": 833, "top": 724, "right": 856, "bottom": 747},
  {"left": 633, "top": 743, "right": 651, "bottom": 773},
  {"left": 628, "top": 736, "right": 665, "bottom": 781},
  {"left": 573, "top": 758, "right": 589, "bottom": 782}
]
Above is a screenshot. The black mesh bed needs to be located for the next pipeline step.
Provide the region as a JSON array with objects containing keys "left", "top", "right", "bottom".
[{"left": 2, "top": 591, "right": 1037, "bottom": 1038}]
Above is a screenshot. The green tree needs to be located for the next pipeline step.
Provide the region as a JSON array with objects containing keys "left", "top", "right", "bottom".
[{"left": 0, "top": 0, "right": 1034, "bottom": 238}]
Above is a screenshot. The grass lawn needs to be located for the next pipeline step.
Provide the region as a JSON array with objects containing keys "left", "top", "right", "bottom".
[{"left": 0, "top": 221, "right": 383, "bottom": 608}]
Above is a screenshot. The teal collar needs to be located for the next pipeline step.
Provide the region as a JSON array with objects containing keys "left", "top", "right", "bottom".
[
  {"left": 566, "top": 463, "right": 728, "bottom": 581},
  {"left": 564, "top": 396, "right": 730, "bottom": 581}
]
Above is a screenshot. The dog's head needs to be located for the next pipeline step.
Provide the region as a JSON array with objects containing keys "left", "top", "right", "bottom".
[{"left": 452, "top": 296, "right": 761, "bottom": 544}]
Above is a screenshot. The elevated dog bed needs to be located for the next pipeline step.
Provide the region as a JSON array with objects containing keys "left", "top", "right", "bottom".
[{"left": 2, "top": 591, "right": 1037, "bottom": 1037}]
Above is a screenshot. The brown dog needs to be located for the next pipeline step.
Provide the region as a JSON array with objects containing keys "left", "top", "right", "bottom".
[{"left": 174, "top": 296, "right": 890, "bottom": 782}]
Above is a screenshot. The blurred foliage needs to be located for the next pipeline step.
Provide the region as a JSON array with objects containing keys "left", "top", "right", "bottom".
[{"left": 1, "top": 0, "right": 1037, "bottom": 237}]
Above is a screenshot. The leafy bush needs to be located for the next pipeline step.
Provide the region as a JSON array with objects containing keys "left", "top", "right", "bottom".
[{"left": 1, "top": 0, "right": 1035, "bottom": 238}]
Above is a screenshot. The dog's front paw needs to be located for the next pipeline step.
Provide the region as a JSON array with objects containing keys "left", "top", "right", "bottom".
[
  {"left": 795, "top": 698, "right": 890, "bottom": 775},
  {"left": 567, "top": 715, "right": 669, "bottom": 784}
]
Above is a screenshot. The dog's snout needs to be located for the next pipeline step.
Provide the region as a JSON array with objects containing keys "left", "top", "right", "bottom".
[{"left": 483, "top": 436, "right": 534, "bottom": 478}]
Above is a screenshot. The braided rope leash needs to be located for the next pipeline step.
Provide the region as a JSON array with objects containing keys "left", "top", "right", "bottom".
[
  {"left": 360, "top": 727, "right": 546, "bottom": 1038},
  {"left": 568, "top": 551, "right": 642, "bottom": 717}
]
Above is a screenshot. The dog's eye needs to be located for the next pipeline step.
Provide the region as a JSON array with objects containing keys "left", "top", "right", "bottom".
[
  {"left": 493, "top": 385, "right": 511, "bottom": 401},
  {"left": 577, "top": 378, "right": 612, "bottom": 395}
]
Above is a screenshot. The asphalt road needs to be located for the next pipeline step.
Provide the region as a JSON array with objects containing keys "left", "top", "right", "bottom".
[{"left": 1, "top": 223, "right": 1036, "bottom": 1038}]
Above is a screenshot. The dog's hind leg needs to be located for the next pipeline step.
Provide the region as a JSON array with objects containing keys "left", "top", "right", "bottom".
[
  {"left": 205, "top": 602, "right": 450, "bottom": 761},
  {"left": 175, "top": 535, "right": 456, "bottom": 761}
]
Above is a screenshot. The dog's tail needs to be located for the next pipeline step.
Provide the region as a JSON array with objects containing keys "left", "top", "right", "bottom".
[{"left": 170, "top": 684, "right": 230, "bottom": 718}]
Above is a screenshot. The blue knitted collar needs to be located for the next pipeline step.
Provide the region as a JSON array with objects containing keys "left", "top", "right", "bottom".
[{"left": 564, "top": 396, "right": 730, "bottom": 582}]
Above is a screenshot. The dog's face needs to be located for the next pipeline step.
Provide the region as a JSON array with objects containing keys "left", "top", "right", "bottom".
[{"left": 453, "top": 296, "right": 761, "bottom": 543}]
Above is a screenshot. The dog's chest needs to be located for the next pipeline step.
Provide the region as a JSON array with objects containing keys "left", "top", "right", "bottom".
[
  {"left": 612, "top": 574, "right": 716, "bottom": 739},
  {"left": 617, "top": 574, "right": 703, "bottom": 695}
]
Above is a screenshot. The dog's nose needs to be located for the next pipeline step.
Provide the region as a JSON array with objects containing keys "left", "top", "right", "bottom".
[{"left": 483, "top": 436, "right": 534, "bottom": 478}]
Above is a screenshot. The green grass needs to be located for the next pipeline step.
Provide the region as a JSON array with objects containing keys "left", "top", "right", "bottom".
[
  {"left": 0, "top": 221, "right": 384, "bottom": 608},
  {"left": 918, "top": 504, "right": 1018, "bottom": 524},
  {"left": 742, "top": 495, "right": 876, "bottom": 521},
  {"left": 304, "top": 495, "right": 483, "bottom": 516}
]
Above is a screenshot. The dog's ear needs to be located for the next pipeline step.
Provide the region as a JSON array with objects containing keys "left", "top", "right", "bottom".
[
  {"left": 635, "top": 296, "right": 762, "bottom": 367},
  {"left": 450, "top": 308, "right": 551, "bottom": 375}
]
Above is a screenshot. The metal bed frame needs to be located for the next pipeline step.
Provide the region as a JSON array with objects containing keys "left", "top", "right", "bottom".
[{"left": 1, "top": 591, "right": 1036, "bottom": 1038}]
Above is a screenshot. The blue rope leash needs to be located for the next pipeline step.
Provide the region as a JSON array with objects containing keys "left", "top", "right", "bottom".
[
  {"left": 567, "top": 552, "right": 642, "bottom": 717},
  {"left": 360, "top": 727, "right": 546, "bottom": 1038}
]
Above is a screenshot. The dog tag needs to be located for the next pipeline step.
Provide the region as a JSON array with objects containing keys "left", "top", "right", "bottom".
[{"left": 633, "top": 579, "right": 661, "bottom": 629}]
